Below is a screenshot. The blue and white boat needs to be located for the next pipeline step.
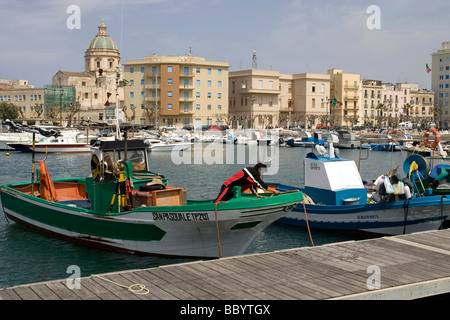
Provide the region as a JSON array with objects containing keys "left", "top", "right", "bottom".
[
  {"left": 369, "top": 142, "right": 402, "bottom": 152},
  {"left": 275, "top": 143, "right": 449, "bottom": 235},
  {"left": 286, "top": 131, "right": 325, "bottom": 147}
]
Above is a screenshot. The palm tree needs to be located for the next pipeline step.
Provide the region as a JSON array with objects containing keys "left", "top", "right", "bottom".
[
  {"left": 375, "top": 103, "right": 387, "bottom": 128},
  {"left": 403, "top": 103, "right": 414, "bottom": 122}
]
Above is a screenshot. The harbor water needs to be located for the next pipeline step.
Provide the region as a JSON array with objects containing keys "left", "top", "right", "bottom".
[{"left": 0, "top": 144, "right": 408, "bottom": 288}]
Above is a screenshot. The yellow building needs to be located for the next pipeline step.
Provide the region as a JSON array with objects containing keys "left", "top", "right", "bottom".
[
  {"left": 328, "top": 69, "right": 361, "bottom": 127},
  {"left": 0, "top": 81, "right": 45, "bottom": 123},
  {"left": 123, "top": 54, "right": 229, "bottom": 128}
]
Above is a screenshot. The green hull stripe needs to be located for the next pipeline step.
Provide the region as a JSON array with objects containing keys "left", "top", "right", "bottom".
[
  {"left": 231, "top": 221, "right": 261, "bottom": 230},
  {"left": 1, "top": 191, "right": 166, "bottom": 241}
]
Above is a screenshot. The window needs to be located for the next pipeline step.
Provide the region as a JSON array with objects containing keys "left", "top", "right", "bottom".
[
  {"left": 208, "top": 92, "right": 211, "bottom": 98},
  {"left": 168, "top": 78, "right": 173, "bottom": 85},
  {"left": 184, "top": 67, "right": 189, "bottom": 76},
  {"left": 94, "top": 93, "right": 98, "bottom": 99},
  {"left": 196, "top": 92, "right": 200, "bottom": 98},
  {"left": 141, "top": 92, "right": 145, "bottom": 98},
  {"left": 141, "top": 79, "right": 145, "bottom": 85},
  {"left": 218, "top": 81, "right": 222, "bottom": 87},
  {"left": 196, "top": 67, "right": 200, "bottom": 73},
  {"left": 196, "top": 104, "right": 200, "bottom": 110},
  {"left": 168, "top": 91, "right": 173, "bottom": 97},
  {"left": 218, "top": 105, "right": 222, "bottom": 110},
  {"left": 168, "top": 104, "right": 173, "bottom": 110},
  {"left": 130, "top": 67, "right": 134, "bottom": 73},
  {"left": 130, "top": 92, "right": 134, "bottom": 98},
  {"left": 207, "top": 104, "right": 212, "bottom": 110},
  {"left": 141, "top": 67, "right": 145, "bottom": 73},
  {"left": 97, "top": 61, "right": 101, "bottom": 68},
  {"left": 312, "top": 83, "right": 316, "bottom": 93},
  {"left": 321, "top": 84, "right": 325, "bottom": 93},
  {"left": 85, "top": 93, "right": 89, "bottom": 99},
  {"left": 152, "top": 66, "right": 157, "bottom": 75},
  {"left": 259, "top": 80, "right": 263, "bottom": 89},
  {"left": 196, "top": 80, "right": 201, "bottom": 86},
  {"left": 168, "top": 66, "right": 173, "bottom": 72},
  {"left": 218, "top": 93, "right": 222, "bottom": 99},
  {"left": 218, "top": 69, "right": 222, "bottom": 75},
  {"left": 312, "top": 98, "right": 316, "bottom": 108},
  {"left": 208, "top": 80, "right": 212, "bottom": 87},
  {"left": 130, "top": 80, "right": 134, "bottom": 86},
  {"left": 208, "top": 68, "right": 211, "bottom": 74},
  {"left": 269, "top": 81, "right": 273, "bottom": 90}
]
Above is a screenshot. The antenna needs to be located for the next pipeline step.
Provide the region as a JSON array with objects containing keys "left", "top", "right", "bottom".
[{"left": 252, "top": 51, "right": 257, "bottom": 69}]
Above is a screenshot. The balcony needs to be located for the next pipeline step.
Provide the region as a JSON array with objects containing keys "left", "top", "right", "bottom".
[
  {"left": 179, "top": 84, "right": 195, "bottom": 90},
  {"left": 145, "top": 96, "right": 160, "bottom": 102},
  {"left": 179, "top": 96, "right": 195, "bottom": 102},
  {"left": 145, "top": 84, "right": 160, "bottom": 89}
]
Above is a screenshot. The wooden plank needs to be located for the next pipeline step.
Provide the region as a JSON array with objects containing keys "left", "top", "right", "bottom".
[
  {"left": 13, "top": 285, "right": 44, "bottom": 300},
  {"left": 29, "top": 283, "right": 61, "bottom": 300},
  {"left": 44, "top": 281, "right": 81, "bottom": 300},
  {"left": 0, "top": 288, "right": 22, "bottom": 300},
  {"left": 75, "top": 277, "right": 119, "bottom": 300}
]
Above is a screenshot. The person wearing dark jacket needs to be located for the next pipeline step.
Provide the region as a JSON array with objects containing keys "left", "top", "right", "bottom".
[{"left": 213, "top": 163, "right": 280, "bottom": 203}]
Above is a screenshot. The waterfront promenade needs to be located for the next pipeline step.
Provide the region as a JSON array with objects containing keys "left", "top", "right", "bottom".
[{"left": 1, "top": 228, "right": 449, "bottom": 300}]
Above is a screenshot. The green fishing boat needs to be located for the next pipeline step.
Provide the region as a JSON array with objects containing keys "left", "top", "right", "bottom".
[{"left": 0, "top": 138, "right": 303, "bottom": 258}]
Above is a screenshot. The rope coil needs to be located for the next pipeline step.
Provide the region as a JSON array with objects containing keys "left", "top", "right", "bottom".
[{"left": 91, "top": 275, "right": 150, "bottom": 295}]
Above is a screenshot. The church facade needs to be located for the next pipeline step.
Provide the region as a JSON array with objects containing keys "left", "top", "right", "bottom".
[{"left": 51, "top": 19, "right": 124, "bottom": 124}]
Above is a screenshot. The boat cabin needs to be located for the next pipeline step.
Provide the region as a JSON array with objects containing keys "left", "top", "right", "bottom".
[{"left": 304, "top": 152, "right": 367, "bottom": 206}]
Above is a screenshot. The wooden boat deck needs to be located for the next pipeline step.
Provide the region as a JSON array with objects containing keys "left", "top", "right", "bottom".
[{"left": 1, "top": 228, "right": 449, "bottom": 301}]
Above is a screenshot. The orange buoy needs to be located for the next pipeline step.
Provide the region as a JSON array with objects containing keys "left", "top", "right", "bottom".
[{"left": 423, "top": 128, "right": 441, "bottom": 149}]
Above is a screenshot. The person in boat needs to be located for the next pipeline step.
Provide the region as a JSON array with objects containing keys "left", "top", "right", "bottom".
[{"left": 213, "top": 163, "right": 280, "bottom": 203}]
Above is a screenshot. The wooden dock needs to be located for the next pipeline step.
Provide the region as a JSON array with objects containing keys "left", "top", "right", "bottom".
[{"left": 1, "top": 228, "right": 449, "bottom": 301}]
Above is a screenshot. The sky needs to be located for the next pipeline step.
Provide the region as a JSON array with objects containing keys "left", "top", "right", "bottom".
[{"left": 1, "top": 0, "right": 449, "bottom": 89}]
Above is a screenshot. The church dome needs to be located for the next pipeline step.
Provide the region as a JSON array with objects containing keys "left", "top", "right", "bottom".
[{"left": 87, "top": 19, "right": 118, "bottom": 51}]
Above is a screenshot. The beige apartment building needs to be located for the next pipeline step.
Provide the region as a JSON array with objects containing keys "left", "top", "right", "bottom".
[
  {"left": 328, "top": 69, "right": 361, "bottom": 127},
  {"left": 228, "top": 70, "right": 330, "bottom": 129},
  {"left": 291, "top": 73, "right": 331, "bottom": 127},
  {"left": 361, "top": 80, "right": 383, "bottom": 126},
  {"left": 123, "top": 54, "right": 229, "bottom": 128},
  {"left": 229, "top": 69, "right": 286, "bottom": 128}
]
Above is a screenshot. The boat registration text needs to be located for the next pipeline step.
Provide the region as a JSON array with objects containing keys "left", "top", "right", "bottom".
[{"left": 153, "top": 212, "right": 210, "bottom": 221}]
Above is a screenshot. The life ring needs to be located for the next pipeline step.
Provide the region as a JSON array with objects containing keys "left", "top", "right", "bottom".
[{"left": 424, "top": 128, "right": 440, "bottom": 149}]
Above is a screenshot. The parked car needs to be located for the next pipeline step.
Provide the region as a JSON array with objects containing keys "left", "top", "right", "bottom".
[
  {"left": 161, "top": 125, "right": 176, "bottom": 131},
  {"left": 182, "top": 125, "right": 194, "bottom": 131},
  {"left": 208, "top": 126, "right": 222, "bottom": 130}
]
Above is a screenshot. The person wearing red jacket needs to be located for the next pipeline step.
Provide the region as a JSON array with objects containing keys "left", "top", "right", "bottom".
[{"left": 213, "top": 163, "right": 280, "bottom": 203}]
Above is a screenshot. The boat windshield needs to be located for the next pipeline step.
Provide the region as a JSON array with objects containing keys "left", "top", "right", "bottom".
[{"left": 103, "top": 149, "right": 148, "bottom": 172}]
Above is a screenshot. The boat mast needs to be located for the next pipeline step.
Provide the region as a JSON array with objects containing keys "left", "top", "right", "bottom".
[{"left": 115, "top": 66, "right": 120, "bottom": 139}]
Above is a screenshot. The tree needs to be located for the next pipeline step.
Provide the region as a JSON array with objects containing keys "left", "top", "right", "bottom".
[
  {"left": 403, "top": 103, "right": 414, "bottom": 122},
  {"left": 375, "top": 103, "right": 387, "bottom": 128},
  {"left": 0, "top": 102, "right": 19, "bottom": 121}
]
